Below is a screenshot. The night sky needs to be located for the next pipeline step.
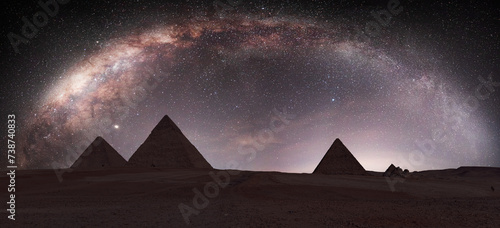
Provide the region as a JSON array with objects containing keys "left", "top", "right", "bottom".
[{"left": 0, "top": 0, "right": 499, "bottom": 172}]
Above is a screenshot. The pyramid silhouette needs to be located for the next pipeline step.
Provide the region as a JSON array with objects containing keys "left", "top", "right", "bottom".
[
  {"left": 313, "top": 138, "right": 365, "bottom": 175},
  {"left": 126, "top": 115, "right": 212, "bottom": 169},
  {"left": 71, "top": 137, "right": 127, "bottom": 169}
]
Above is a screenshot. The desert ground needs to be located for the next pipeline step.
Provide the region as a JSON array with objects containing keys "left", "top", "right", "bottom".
[{"left": 1, "top": 167, "right": 499, "bottom": 227}]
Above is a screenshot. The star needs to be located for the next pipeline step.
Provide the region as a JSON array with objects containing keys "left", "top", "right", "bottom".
[{"left": 3, "top": 1, "right": 498, "bottom": 171}]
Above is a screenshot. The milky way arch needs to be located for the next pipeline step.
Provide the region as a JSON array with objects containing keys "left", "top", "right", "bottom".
[{"left": 19, "top": 15, "right": 488, "bottom": 171}]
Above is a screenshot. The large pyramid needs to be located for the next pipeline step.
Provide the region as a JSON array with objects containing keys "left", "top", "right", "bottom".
[
  {"left": 126, "top": 115, "right": 212, "bottom": 169},
  {"left": 313, "top": 138, "right": 365, "bottom": 175},
  {"left": 71, "top": 137, "right": 127, "bottom": 169}
]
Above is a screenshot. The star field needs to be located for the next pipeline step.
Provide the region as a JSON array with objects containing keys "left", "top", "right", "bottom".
[{"left": 0, "top": 0, "right": 499, "bottom": 172}]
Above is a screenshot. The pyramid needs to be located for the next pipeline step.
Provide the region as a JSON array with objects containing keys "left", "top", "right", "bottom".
[
  {"left": 71, "top": 137, "right": 127, "bottom": 169},
  {"left": 126, "top": 115, "right": 212, "bottom": 169},
  {"left": 383, "top": 164, "right": 409, "bottom": 178},
  {"left": 313, "top": 138, "right": 365, "bottom": 175}
]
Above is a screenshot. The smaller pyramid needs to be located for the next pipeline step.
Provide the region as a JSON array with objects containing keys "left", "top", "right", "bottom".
[
  {"left": 313, "top": 138, "right": 365, "bottom": 175},
  {"left": 383, "top": 164, "right": 397, "bottom": 176},
  {"left": 71, "top": 137, "right": 127, "bottom": 169},
  {"left": 383, "top": 164, "right": 409, "bottom": 178}
]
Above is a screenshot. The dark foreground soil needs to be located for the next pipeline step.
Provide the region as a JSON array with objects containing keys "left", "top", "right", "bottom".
[{"left": 1, "top": 167, "right": 499, "bottom": 227}]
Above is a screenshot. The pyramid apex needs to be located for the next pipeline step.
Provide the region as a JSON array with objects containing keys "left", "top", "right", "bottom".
[
  {"left": 332, "top": 138, "right": 345, "bottom": 147},
  {"left": 94, "top": 136, "right": 104, "bottom": 141},
  {"left": 151, "top": 115, "right": 181, "bottom": 133},
  {"left": 160, "top": 114, "right": 174, "bottom": 122},
  {"left": 90, "top": 136, "right": 106, "bottom": 146},
  {"left": 91, "top": 136, "right": 108, "bottom": 147}
]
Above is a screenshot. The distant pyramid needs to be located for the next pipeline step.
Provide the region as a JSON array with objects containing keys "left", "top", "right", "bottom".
[
  {"left": 126, "top": 115, "right": 212, "bottom": 169},
  {"left": 383, "top": 164, "right": 409, "bottom": 178},
  {"left": 313, "top": 138, "right": 365, "bottom": 175},
  {"left": 71, "top": 137, "right": 127, "bottom": 169}
]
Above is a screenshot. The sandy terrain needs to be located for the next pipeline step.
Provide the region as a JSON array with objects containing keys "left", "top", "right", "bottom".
[{"left": 1, "top": 167, "right": 499, "bottom": 227}]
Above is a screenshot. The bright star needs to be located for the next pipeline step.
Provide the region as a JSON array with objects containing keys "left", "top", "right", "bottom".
[{"left": 114, "top": 125, "right": 119, "bottom": 129}]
